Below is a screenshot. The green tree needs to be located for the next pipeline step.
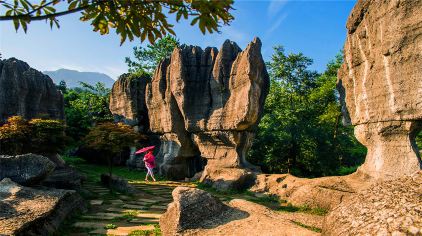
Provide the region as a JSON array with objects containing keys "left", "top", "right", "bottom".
[
  {"left": 84, "top": 122, "right": 140, "bottom": 179},
  {"left": 63, "top": 82, "right": 113, "bottom": 142},
  {"left": 248, "top": 47, "right": 366, "bottom": 177},
  {"left": 0, "top": 0, "right": 234, "bottom": 44},
  {"left": 126, "top": 35, "right": 179, "bottom": 75},
  {"left": 57, "top": 80, "right": 67, "bottom": 94}
]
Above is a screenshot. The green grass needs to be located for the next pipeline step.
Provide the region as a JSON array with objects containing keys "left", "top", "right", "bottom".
[
  {"left": 105, "top": 223, "right": 117, "bottom": 229},
  {"left": 113, "top": 210, "right": 140, "bottom": 222},
  {"left": 63, "top": 156, "right": 166, "bottom": 183},
  {"left": 277, "top": 203, "right": 328, "bottom": 216},
  {"left": 291, "top": 221, "right": 322, "bottom": 233},
  {"left": 128, "top": 225, "right": 162, "bottom": 236}
]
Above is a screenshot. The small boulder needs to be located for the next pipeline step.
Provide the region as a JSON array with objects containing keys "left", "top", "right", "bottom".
[
  {"left": 160, "top": 187, "right": 247, "bottom": 236},
  {"left": 0, "top": 154, "right": 56, "bottom": 185},
  {"left": 42, "top": 166, "right": 86, "bottom": 190},
  {"left": 100, "top": 173, "right": 137, "bottom": 194}
]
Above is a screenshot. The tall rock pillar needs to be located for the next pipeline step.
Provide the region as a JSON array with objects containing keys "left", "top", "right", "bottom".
[{"left": 338, "top": 0, "right": 422, "bottom": 179}]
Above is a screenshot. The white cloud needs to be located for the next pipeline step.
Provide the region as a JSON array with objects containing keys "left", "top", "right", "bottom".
[
  {"left": 266, "top": 13, "right": 288, "bottom": 35},
  {"left": 267, "top": 0, "right": 288, "bottom": 18}
]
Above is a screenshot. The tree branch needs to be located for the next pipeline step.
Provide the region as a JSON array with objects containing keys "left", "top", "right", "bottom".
[{"left": 0, "top": 6, "right": 86, "bottom": 21}]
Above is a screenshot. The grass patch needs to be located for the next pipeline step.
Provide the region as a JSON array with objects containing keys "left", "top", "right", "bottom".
[
  {"left": 105, "top": 223, "right": 118, "bottom": 229},
  {"left": 63, "top": 156, "right": 166, "bottom": 183},
  {"left": 128, "top": 224, "right": 161, "bottom": 236},
  {"left": 291, "top": 221, "right": 322, "bottom": 233},
  {"left": 277, "top": 203, "right": 328, "bottom": 216},
  {"left": 113, "top": 210, "right": 140, "bottom": 222}
]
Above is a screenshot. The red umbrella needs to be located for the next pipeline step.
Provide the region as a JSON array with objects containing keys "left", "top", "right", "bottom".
[{"left": 135, "top": 146, "right": 155, "bottom": 154}]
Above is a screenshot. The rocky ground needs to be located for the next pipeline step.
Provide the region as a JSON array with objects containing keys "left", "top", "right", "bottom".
[{"left": 59, "top": 160, "right": 326, "bottom": 236}]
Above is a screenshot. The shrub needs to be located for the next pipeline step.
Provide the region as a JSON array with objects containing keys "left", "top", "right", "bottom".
[{"left": 0, "top": 116, "right": 66, "bottom": 155}]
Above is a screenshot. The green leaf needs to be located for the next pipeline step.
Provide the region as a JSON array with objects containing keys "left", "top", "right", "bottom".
[
  {"left": 13, "top": 19, "right": 20, "bottom": 31},
  {"left": 68, "top": 0, "right": 78, "bottom": 10}
]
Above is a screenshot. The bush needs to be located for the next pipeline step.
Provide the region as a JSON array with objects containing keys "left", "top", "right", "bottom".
[{"left": 0, "top": 116, "right": 66, "bottom": 155}]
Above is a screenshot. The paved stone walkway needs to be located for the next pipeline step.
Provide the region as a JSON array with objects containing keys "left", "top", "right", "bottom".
[{"left": 68, "top": 180, "right": 195, "bottom": 236}]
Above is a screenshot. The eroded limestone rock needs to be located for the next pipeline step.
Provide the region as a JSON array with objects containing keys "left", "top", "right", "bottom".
[
  {"left": 147, "top": 38, "right": 269, "bottom": 189},
  {"left": 0, "top": 178, "right": 86, "bottom": 235},
  {"left": 109, "top": 73, "right": 150, "bottom": 131},
  {"left": 337, "top": 0, "right": 422, "bottom": 179},
  {"left": 323, "top": 172, "right": 422, "bottom": 235},
  {"left": 0, "top": 58, "right": 64, "bottom": 122},
  {"left": 0, "top": 154, "right": 56, "bottom": 186}
]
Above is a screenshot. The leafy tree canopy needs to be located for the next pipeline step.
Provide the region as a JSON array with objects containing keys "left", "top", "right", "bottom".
[
  {"left": 126, "top": 35, "right": 179, "bottom": 75},
  {"left": 0, "top": 0, "right": 234, "bottom": 44},
  {"left": 248, "top": 47, "right": 366, "bottom": 177},
  {"left": 63, "top": 81, "right": 113, "bottom": 142}
]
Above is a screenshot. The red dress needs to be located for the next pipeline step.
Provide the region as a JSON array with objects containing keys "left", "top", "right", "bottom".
[{"left": 143, "top": 152, "right": 156, "bottom": 169}]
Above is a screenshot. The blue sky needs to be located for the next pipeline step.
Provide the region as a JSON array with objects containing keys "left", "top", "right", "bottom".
[{"left": 0, "top": 0, "right": 356, "bottom": 80}]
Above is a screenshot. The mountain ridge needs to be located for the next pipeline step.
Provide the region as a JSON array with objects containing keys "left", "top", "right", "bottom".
[{"left": 44, "top": 68, "right": 115, "bottom": 88}]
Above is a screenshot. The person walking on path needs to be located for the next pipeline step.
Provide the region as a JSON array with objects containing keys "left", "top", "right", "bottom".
[
  {"left": 143, "top": 150, "right": 156, "bottom": 182},
  {"left": 135, "top": 146, "right": 157, "bottom": 182}
]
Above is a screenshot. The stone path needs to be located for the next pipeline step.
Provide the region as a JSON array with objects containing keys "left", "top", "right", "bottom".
[{"left": 67, "top": 180, "right": 195, "bottom": 236}]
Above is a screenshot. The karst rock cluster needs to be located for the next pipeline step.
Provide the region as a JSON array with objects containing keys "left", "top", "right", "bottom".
[{"left": 110, "top": 38, "right": 269, "bottom": 190}]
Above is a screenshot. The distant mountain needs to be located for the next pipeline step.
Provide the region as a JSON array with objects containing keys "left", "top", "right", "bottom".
[{"left": 44, "top": 69, "right": 115, "bottom": 88}]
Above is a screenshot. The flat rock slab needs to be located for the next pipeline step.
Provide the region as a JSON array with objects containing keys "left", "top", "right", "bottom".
[
  {"left": 149, "top": 205, "right": 168, "bottom": 210},
  {"left": 119, "top": 195, "right": 132, "bottom": 200},
  {"left": 109, "top": 199, "right": 124, "bottom": 204},
  {"left": 0, "top": 178, "right": 85, "bottom": 236},
  {"left": 129, "top": 218, "right": 160, "bottom": 224},
  {"left": 81, "top": 212, "right": 124, "bottom": 220},
  {"left": 89, "top": 225, "right": 155, "bottom": 236},
  {"left": 136, "top": 198, "right": 159, "bottom": 203},
  {"left": 73, "top": 222, "right": 107, "bottom": 229},
  {"left": 106, "top": 207, "right": 126, "bottom": 212},
  {"left": 123, "top": 204, "right": 147, "bottom": 210},
  {"left": 90, "top": 200, "right": 103, "bottom": 205},
  {"left": 136, "top": 213, "right": 162, "bottom": 219}
]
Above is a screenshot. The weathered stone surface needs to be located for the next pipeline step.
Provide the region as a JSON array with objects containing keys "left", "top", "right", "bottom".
[
  {"left": 42, "top": 166, "right": 86, "bottom": 190},
  {"left": 0, "top": 154, "right": 56, "bottom": 185},
  {"left": 251, "top": 172, "right": 372, "bottom": 210},
  {"left": 337, "top": 0, "right": 422, "bottom": 179},
  {"left": 0, "top": 58, "right": 64, "bottom": 122},
  {"left": 159, "top": 187, "right": 247, "bottom": 236},
  {"left": 160, "top": 187, "right": 319, "bottom": 236},
  {"left": 0, "top": 178, "right": 86, "bottom": 236},
  {"left": 109, "top": 73, "right": 150, "bottom": 131},
  {"left": 100, "top": 173, "right": 137, "bottom": 194},
  {"left": 147, "top": 38, "right": 269, "bottom": 189},
  {"left": 323, "top": 172, "right": 422, "bottom": 235}
]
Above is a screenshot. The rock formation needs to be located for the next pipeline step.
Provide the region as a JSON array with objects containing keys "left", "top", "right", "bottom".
[
  {"left": 109, "top": 73, "right": 150, "bottom": 132},
  {"left": 0, "top": 58, "right": 64, "bottom": 122},
  {"left": 146, "top": 38, "right": 269, "bottom": 190},
  {"left": 0, "top": 154, "right": 56, "bottom": 186},
  {"left": 160, "top": 187, "right": 320, "bottom": 236},
  {"left": 337, "top": 0, "right": 422, "bottom": 179},
  {"left": 160, "top": 187, "right": 245, "bottom": 236},
  {"left": 323, "top": 172, "right": 422, "bottom": 235},
  {"left": 0, "top": 178, "right": 86, "bottom": 235}
]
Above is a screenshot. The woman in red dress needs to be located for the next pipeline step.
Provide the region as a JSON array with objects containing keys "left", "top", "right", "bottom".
[{"left": 143, "top": 150, "right": 156, "bottom": 182}]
